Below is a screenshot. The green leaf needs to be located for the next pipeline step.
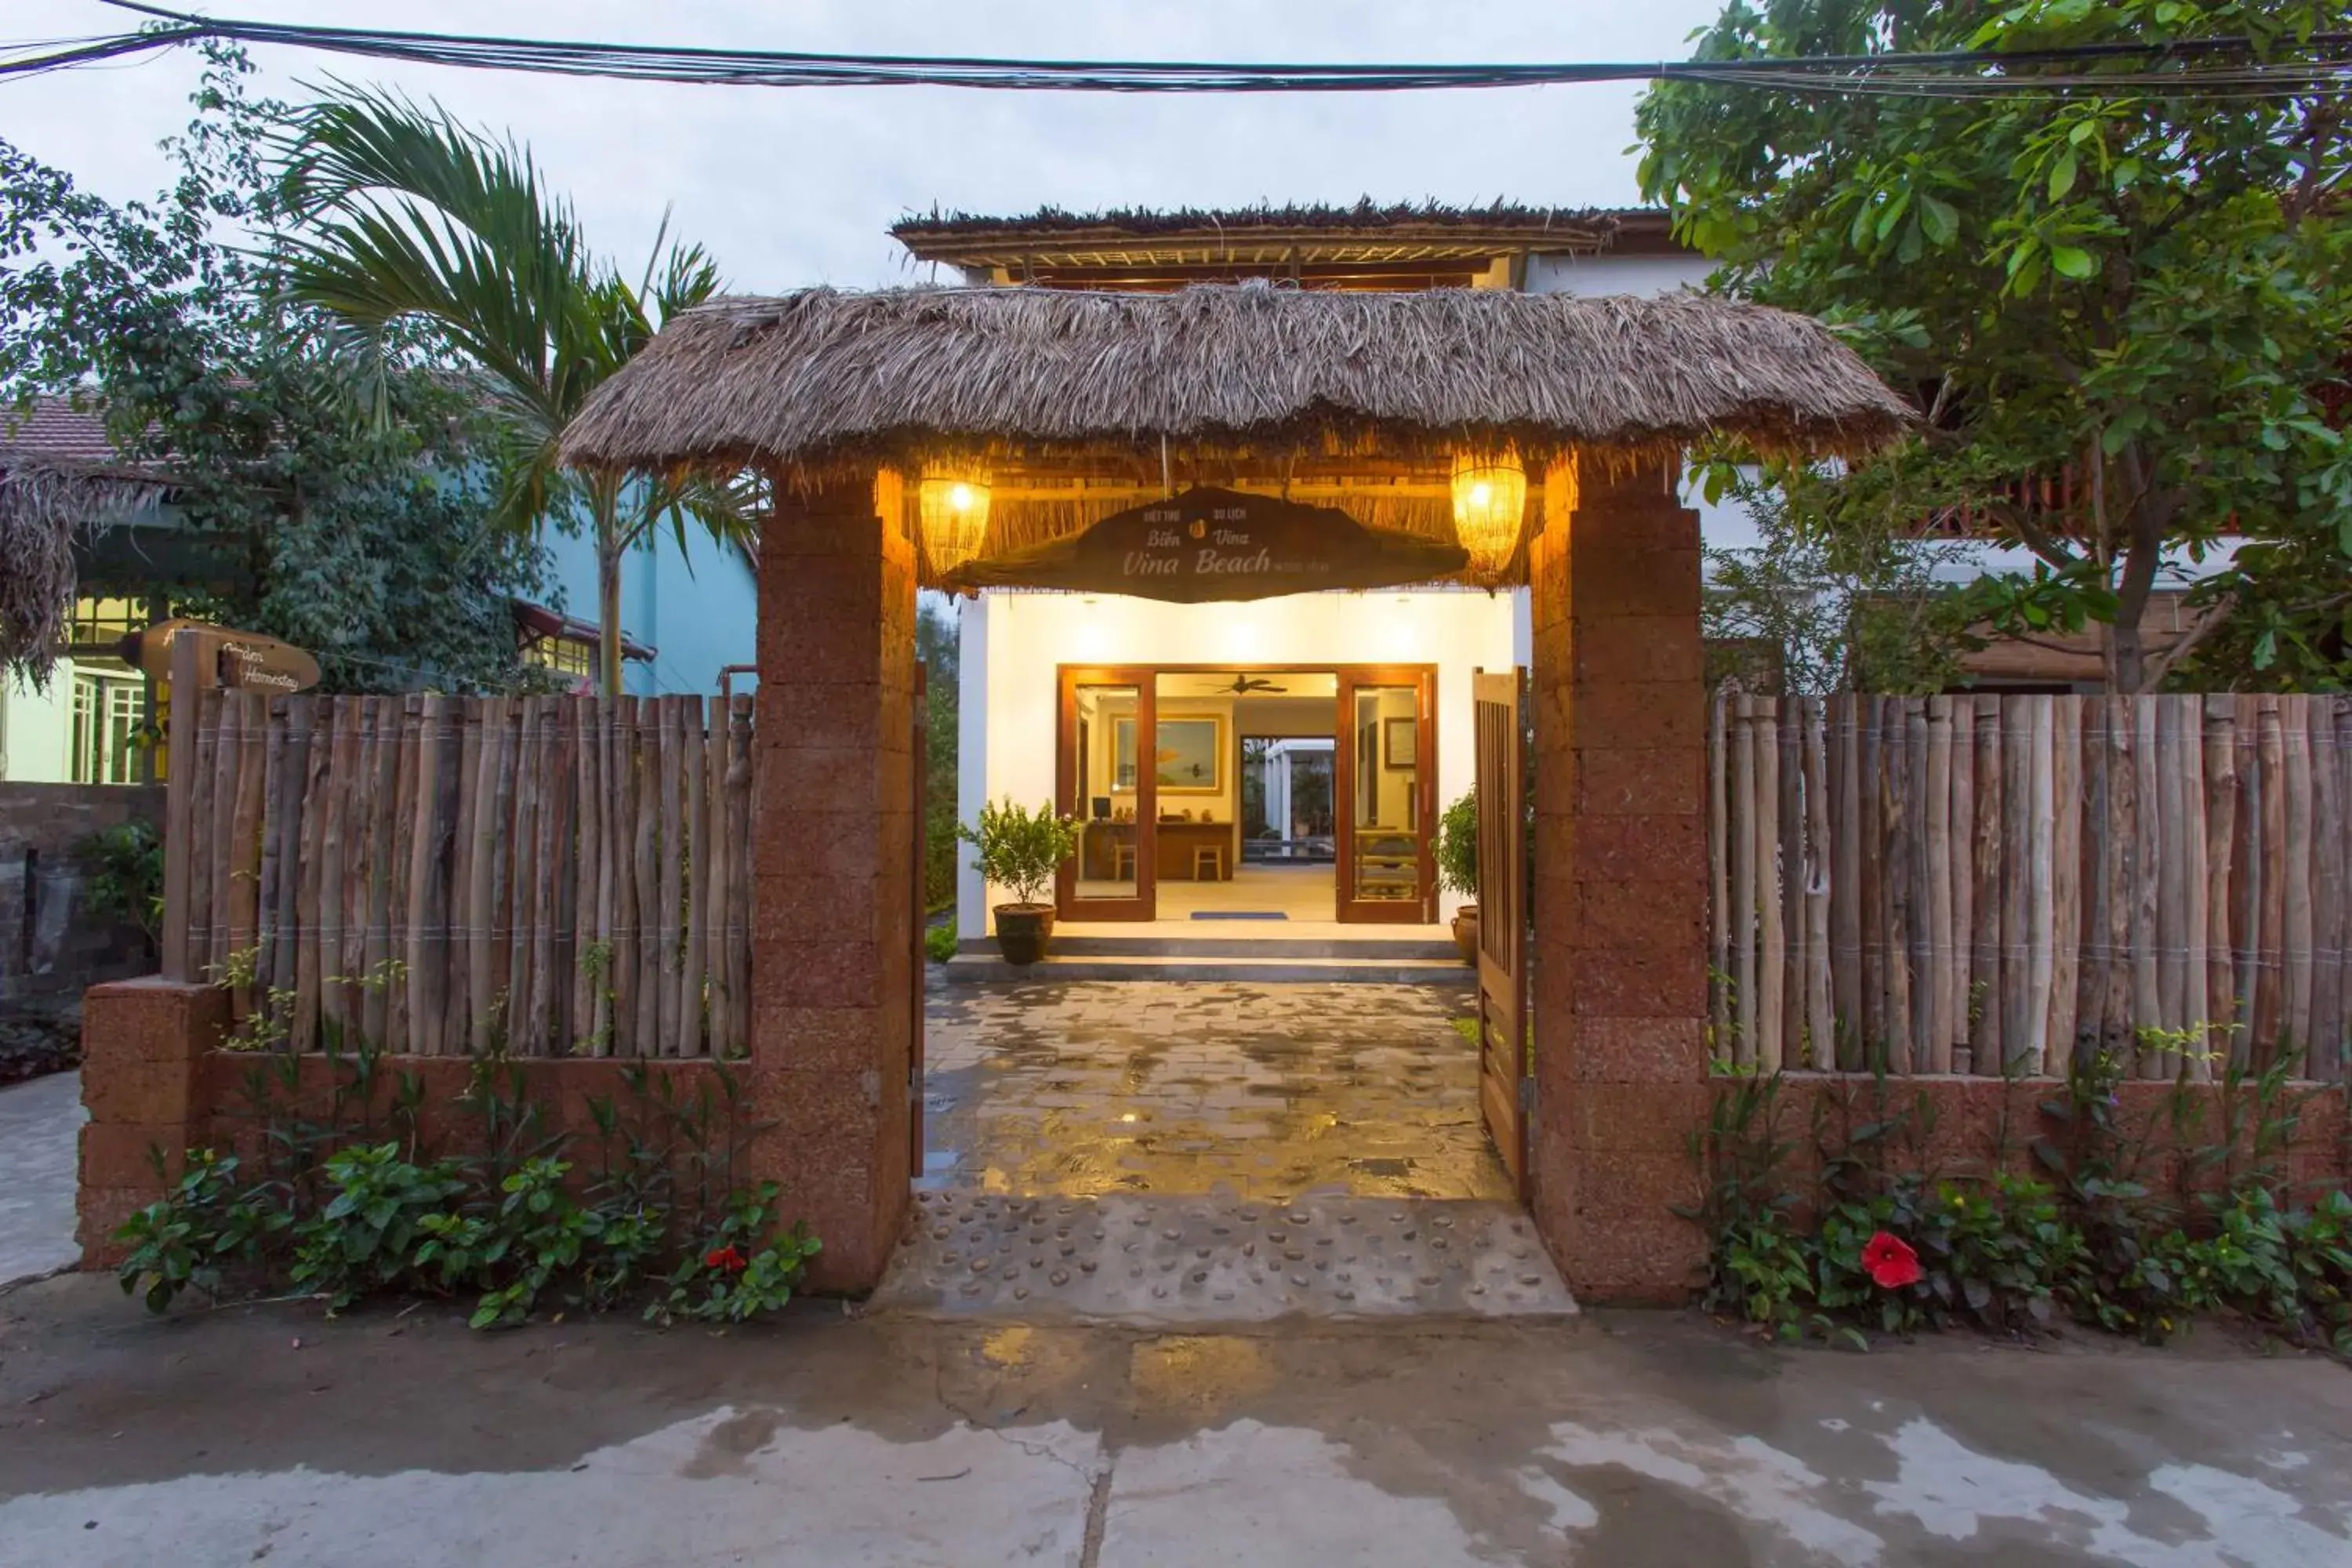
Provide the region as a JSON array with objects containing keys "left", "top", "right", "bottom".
[
  {"left": 1918, "top": 195, "right": 1959, "bottom": 247},
  {"left": 2049, "top": 151, "right": 2078, "bottom": 202},
  {"left": 2049, "top": 246, "right": 2096, "bottom": 280}
]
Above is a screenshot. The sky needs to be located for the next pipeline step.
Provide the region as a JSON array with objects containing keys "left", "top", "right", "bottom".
[{"left": 7, "top": 1, "right": 1730, "bottom": 292}]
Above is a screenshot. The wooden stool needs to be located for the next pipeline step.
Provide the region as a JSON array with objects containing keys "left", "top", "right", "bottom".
[
  {"left": 1191, "top": 844, "right": 1224, "bottom": 881},
  {"left": 1112, "top": 842, "right": 1137, "bottom": 880}
]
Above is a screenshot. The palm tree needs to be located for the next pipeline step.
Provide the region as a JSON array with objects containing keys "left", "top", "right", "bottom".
[{"left": 278, "top": 89, "right": 748, "bottom": 693}]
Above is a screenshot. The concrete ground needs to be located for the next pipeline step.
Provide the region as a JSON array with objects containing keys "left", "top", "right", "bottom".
[
  {"left": 0, "top": 1069, "right": 82, "bottom": 1287},
  {"left": 2, "top": 1272, "right": 2348, "bottom": 1566}
]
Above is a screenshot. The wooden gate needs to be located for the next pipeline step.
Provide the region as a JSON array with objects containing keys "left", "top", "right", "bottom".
[
  {"left": 1472, "top": 668, "right": 1530, "bottom": 1192},
  {"left": 910, "top": 662, "right": 928, "bottom": 1179}
]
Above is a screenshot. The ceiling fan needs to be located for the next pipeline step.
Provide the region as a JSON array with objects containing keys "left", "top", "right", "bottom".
[{"left": 1195, "top": 673, "right": 1289, "bottom": 695}]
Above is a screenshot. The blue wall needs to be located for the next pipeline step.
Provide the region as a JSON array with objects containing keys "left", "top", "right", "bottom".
[{"left": 540, "top": 524, "right": 758, "bottom": 695}]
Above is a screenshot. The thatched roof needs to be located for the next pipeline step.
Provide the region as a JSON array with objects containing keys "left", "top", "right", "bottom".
[
  {"left": 1, "top": 398, "right": 168, "bottom": 684},
  {"left": 895, "top": 200, "right": 1635, "bottom": 243},
  {"left": 558, "top": 284, "right": 1912, "bottom": 484}
]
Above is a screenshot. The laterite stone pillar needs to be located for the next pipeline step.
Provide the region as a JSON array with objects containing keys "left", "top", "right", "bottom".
[
  {"left": 750, "top": 470, "right": 917, "bottom": 1293},
  {"left": 77, "top": 976, "right": 227, "bottom": 1268},
  {"left": 1527, "top": 454, "right": 1711, "bottom": 1303}
]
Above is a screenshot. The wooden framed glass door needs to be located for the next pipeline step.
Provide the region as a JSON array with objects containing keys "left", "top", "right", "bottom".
[
  {"left": 1056, "top": 666, "right": 1155, "bottom": 920},
  {"left": 1334, "top": 666, "right": 1437, "bottom": 924}
]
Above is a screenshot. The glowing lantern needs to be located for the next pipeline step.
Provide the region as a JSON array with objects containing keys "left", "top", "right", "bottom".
[
  {"left": 916, "top": 468, "right": 992, "bottom": 575},
  {"left": 1450, "top": 449, "right": 1526, "bottom": 583}
]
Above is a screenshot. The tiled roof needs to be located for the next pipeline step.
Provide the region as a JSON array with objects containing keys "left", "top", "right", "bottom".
[{"left": 0, "top": 396, "right": 155, "bottom": 478}]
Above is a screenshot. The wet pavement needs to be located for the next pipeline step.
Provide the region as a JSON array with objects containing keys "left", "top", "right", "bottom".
[
  {"left": 873, "top": 1192, "right": 1572, "bottom": 1323},
  {"left": 0, "top": 1069, "right": 82, "bottom": 1288},
  {"left": 4, "top": 1272, "right": 2348, "bottom": 1566},
  {"left": 920, "top": 975, "right": 1510, "bottom": 1201}
]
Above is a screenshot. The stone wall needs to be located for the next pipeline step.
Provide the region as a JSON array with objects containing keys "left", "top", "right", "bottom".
[{"left": 0, "top": 783, "right": 163, "bottom": 1007}]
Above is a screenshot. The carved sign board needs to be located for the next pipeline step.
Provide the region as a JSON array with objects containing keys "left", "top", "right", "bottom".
[
  {"left": 939, "top": 486, "right": 1469, "bottom": 603},
  {"left": 119, "top": 619, "right": 323, "bottom": 695}
]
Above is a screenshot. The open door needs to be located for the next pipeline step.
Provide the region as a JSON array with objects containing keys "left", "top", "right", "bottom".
[
  {"left": 1335, "top": 666, "right": 1436, "bottom": 924},
  {"left": 1057, "top": 666, "right": 1155, "bottom": 920},
  {"left": 1472, "top": 667, "right": 1530, "bottom": 1193}
]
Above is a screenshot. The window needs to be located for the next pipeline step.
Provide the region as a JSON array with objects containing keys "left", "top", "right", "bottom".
[
  {"left": 67, "top": 596, "right": 144, "bottom": 651},
  {"left": 523, "top": 635, "right": 597, "bottom": 679},
  {"left": 71, "top": 670, "right": 145, "bottom": 784}
]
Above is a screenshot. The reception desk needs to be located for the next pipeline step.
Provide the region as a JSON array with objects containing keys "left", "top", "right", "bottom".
[{"left": 1077, "top": 820, "right": 1235, "bottom": 881}]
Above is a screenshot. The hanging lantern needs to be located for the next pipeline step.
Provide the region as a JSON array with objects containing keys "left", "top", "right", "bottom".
[
  {"left": 916, "top": 466, "right": 993, "bottom": 575},
  {"left": 1450, "top": 448, "right": 1526, "bottom": 583}
]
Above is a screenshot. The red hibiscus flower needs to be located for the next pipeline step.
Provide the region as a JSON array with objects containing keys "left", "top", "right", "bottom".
[
  {"left": 705, "top": 1245, "right": 747, "bottom": 1273},
  {"left": 1861, "top": 1232, "right": 1922, "bottom": 1290}
]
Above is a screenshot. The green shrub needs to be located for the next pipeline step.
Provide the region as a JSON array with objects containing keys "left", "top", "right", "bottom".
[
  {"left": 79, "top": 817, "right": 165, "bottom": 949},
  {"left": 958, "top": 797, "right": 1078, "bottom": 908},
  {"left": 1436, "top": 789, "right": 1478, "bottom": 903},
  {"left": 924, "top": 920, "right": 958, "bottom": 963}
]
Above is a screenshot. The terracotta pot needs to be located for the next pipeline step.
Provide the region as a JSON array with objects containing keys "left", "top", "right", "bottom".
[
  {"left": 993, "top": 904, "right": 1058, "bottom": 966},
  {"left": 1450, "top": 904, "right": 1480, "bottom": 966}
]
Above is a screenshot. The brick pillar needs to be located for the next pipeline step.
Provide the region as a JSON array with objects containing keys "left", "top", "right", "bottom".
[
  {"left": 1527, "top": 454, "right": 1711, "bottom": 1303},
  {"left": 77, "top": 976, "right": 226, "bottom": 1268},
  {"left": 750, "top": 470, "right": 916, "bottom": 1294}
]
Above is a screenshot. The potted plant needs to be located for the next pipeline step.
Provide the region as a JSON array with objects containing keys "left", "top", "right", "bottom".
[
  {"left": 1437, "top": 788, "right": 1479, "bottom": 964},
  {"left": 958, "top": 797, "right": 1080, "bottom": 965}
]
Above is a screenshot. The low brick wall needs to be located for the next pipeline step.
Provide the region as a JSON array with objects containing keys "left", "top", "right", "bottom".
[
  {"left": 77, "top": 977, "right": 735, "bottom": 1268},
  {"left": 1, "top": 782, "right": 163, "bottom": 1007}
]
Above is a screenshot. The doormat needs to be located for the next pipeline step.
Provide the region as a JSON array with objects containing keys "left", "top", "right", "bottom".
[{"left": 1191, "top": 911, "right": 1288, "bottom": 920}]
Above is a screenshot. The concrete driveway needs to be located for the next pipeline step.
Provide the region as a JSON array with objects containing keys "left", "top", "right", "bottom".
[
  {"left": 0, "top": 1070, "right": 82, "bottom": 1288},
  {"left": 2, "top": 1273, "right": 2347, "bottom": 1566}
]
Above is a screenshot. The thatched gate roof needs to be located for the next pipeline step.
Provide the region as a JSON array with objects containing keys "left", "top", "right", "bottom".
[
  {"left": 558, "top": 283, "right": 1910, "bottom": 588},
  {"left": 1, "top": 400, "right": 166, "bottom": 684}
]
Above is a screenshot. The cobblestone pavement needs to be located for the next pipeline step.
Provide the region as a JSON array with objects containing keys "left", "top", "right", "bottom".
[
  {"left": 920, "top": 976, "right": 1510, "bottom": 1202},
  {"left": 0, "top": 1070, "right": 82, "bottom": 1288}
]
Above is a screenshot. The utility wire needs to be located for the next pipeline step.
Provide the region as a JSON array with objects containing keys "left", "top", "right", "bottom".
[{"left": 0, "top": 4, "right": 2340, "bottom": 100}]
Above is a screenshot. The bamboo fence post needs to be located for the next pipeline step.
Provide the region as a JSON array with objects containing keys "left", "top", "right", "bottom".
[
  {"left": 383, "top": 697, "right": 419, "bottom": 1051},
  {"left": 293, "top": 699, "right": 330, "bottom": 1051},
  {"left": 1831, "top": 694, "right": 1863, "bottom": 1065},
  {"left": 2131, "top": 699, "right": 2162, "bottom": 1075},
  {"left": 1997, "top": 697, "right": 2034, "bottom": 1073},
  {"left": 2046, "top": 699, "right": 2082, "bottom": 1073},
  {"left": 2154, "top": 700, "right": 2189, "bottom": 1067},
  {"left": 728, "top": 694, "right": 754, "bottom": 1059},
  {"left": 2311, "top": 697, "right": 2347, "bottom": 1081},
  {"left": 466, "top": 697, "right": 504, "bottom": 1054},
  {"left": 1860, "top": 699, "right": 1887, "bottom": 1066},
  {"left": 1950, "top": 700, "right": 1976, "bottom": 1071},
  {"left": 1777, "top": 703, "right": 1806, "bottom": 1054},
  {"left": 1896, "top": 699, "right": 1927, "bottom": 1071},
  {"left": 408, "top": 695, "right": 446, "bottom": 1058},
  {"left": 342, "top": 699, "right": 376, "bottom": 1036},
  {"left": 204, "top": 689, "right": 238, "bottom": 980},
  {"left": 1709, "top": 691, "right": 1731, "bottom": 1058},
  {"left": 1925, "top": 698, "right": 1955, "bottom": 1071},
  {"left": 258, "top": 699, "right": 290, "bottom": 1000},
  {"left": 1731, "top": 696, "right": 1759, "bottom": 1069},
  {"left": 528, "top": 696, "right": 561, "bottom": 1056},
  {"left": 573, "top": 694, "right": 605, "bottom": 1054},
  {"left": 657, "top": 696, "right": 687, "bottom": 1054},
  {"left": 444, "top": 701, "right": 480, "bottom": 1055},
  {"left": 2284, "top": 697, "right": 2317, "bottom": 1065},
  {"left": 1802, "top": 701, "right": 1834, "bottom": 1069},
  {"left": 317, "top": 701, "right": 356, "bottom": 1044},
  {"left": 2076, "top": 702, "right": 2109, "bottom": 1056},
  {"left": 225, "top": 693, "right": 266, "bottom": 1018},
  {"left": 705, "top": 695, "right": 733, "bottom": 1061},
  {"left": 1755, "top": 697, "right": 1786, "bottom": 1071},
  {"left": 611, "top": 696, "right": 641, "bottom": 1057},
  {"left": 1969, "top": 698, "right": 2004, "bottom": 1074},
  {"left": 2201, "top": 698, "right": 2239, "bottom": 1078},
  {"left": 506, "top": 697, "right": 541, "bottom": 1053},
  {"left": 365, "top": 696, "right": 400, "bottom": 1048},
  {"left": 682, "top": 695, "right": 710, "bottom": 1057},
  {"left": 2254, "top": 699, "right": 2286, "bottom": 1062},
  {"left": 633, "top": 699, "right": 662, "bottom": 1054},
  {"left": 2179, "top": 696, "right": 2209, "bottom": 1071}
]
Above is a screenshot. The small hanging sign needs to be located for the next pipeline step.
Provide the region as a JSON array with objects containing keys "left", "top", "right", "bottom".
[
  {"left": 118, "top": 619, "right": 323, "bottom": 694},
  {"left": 938, "top": 485, "right": 1468, "bottom": 603}
]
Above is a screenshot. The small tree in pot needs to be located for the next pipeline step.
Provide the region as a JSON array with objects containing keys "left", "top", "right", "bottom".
[
  {"left": 1437, "top": 789, "right": 1479, "bottom": 965},
  {"left": 958, "top": 798, "right": 1080, "bottom": 965}
]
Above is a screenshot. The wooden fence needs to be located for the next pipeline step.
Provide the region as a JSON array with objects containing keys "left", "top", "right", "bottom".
[
  {"left": 1710, "top": 694, "right": 2352, "bottom": 1080},
  {"left": 176, "top": 692, "right": 756, "bottom": 1058}
]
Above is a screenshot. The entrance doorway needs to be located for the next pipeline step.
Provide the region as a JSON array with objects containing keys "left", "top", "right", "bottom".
[{"left": 1057, "top": 663, "right": 1436, "bottom": 926}]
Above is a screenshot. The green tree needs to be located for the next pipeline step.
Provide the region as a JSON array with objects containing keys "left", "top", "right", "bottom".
[
  {"left": 0, "top": 45, "right": 548, "bottom": 691},
  {"left": 1640, "top": 0, "right": 2352, "bottom": 691},
  {"left": 916, "top": 601, "right": 960, "bottom": 909},
  {"left": 279, "top": 89, "right": 751, "bottom": 694}
]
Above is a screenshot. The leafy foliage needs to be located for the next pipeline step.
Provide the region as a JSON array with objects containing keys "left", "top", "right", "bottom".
[
  {"left": 959, "top": 797, "right": 1080, "bottom": 909},
  {"left": 917, "top": 601, "right": 960, "bottom": 909},
  {"left": 1641, "top": 0, "right": 2352, "bottom": 691},
  {"left": 0, "top": 45, "right": 552, "bottom": 693},
  {"left": 77, "top": 818, "right": 164, "bottom": 950},
  {"left": 1436, "top": 788, "right": 1479, "bottom": 901}
]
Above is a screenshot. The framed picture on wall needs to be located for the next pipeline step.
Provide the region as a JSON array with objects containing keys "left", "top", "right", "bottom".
[
  {"left": 1382, "top": 715, "right": 1417, "bottom": 771},
  {"left": 1155, "top": 716, "right": 1225, "bottom": 794},
  {"left": 1112, "top": 716, "right": 1138, "bottom": 789}
]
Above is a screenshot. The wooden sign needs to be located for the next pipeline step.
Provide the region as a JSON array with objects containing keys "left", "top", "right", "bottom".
[
  {"left": 939, "top": 486, "right": 1469, "bottom": 602},
  {"left": 119, "top": 618, "right": 322, "bottom": 695}
]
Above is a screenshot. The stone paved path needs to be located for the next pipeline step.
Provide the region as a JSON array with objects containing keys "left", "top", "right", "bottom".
[
  {"left": 921, "top": 977, "right": 1511, "bottom": 1200},
  {"left": 0, "top": 1071, "right": 82, "bottom": 1288}
]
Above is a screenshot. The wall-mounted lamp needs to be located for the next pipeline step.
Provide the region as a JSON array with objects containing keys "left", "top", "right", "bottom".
[
  {"left": 916, "top": 466, "right": 992, "bottom": 575},
  {"left": 1450, "top": 448, "right": 1526, "bottom": 583}
]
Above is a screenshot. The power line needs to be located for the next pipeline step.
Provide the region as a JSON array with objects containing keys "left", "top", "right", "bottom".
[{"left": 0, "top": 4, "right": 2340, "bottom": 100}]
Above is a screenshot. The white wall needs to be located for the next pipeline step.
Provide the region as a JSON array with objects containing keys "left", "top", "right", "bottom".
[
  {"left": 957, "top": 587, "right": 1520, "bottom": 931},
  {"left": 0, "top": 665, "right": 76, "bottom": 783},
  {"left": 1525, "top": 252, "right": 1711, "bottom": 299}
]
